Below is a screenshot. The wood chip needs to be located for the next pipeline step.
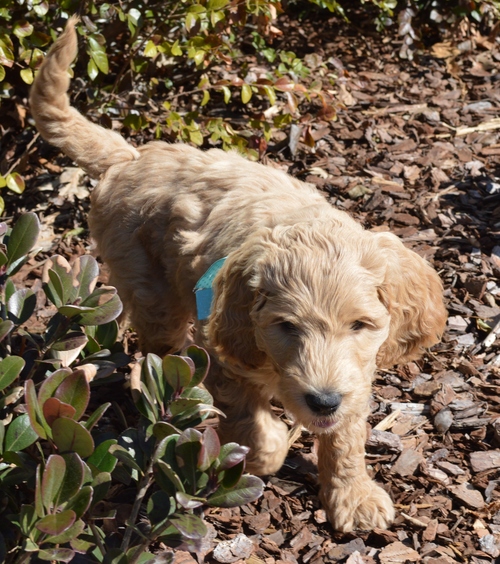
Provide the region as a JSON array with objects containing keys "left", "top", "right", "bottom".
[
  {"left": 470, "top": 450, "right": 500, "bottom": 473},
  {"left": 448, "top": 482, "right": 485, "bottom": 509},
  {"left": 392, "top": 449, "right": 424, "bottom": 477},
  {"left": 379, "top": 541, "right": 421, "bottom": 562},
  {"left": 213, "top": 534, "right": 254, "bottom": 563}
]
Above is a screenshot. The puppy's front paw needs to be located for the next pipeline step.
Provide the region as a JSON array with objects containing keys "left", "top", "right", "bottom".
[{"left": 320, "top": 479, "right": 394, "bottom": 533}]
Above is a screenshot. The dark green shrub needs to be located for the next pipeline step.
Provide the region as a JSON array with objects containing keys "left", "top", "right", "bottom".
[{"left": 0, "top": 214, "right": 264, "bottom": 563}]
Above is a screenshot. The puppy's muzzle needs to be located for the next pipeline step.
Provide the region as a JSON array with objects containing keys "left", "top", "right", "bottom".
[{"left": 305, "top": 391, "right": 342, "bottom": 416}]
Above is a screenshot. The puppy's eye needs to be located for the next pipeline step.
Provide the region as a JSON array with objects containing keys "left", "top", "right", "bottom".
[
  {"left": 279, "top": 321, "right": 299, "bottom": 335},
  {"left": 351, "top": 320, "right": 366, "bottom": 332}
]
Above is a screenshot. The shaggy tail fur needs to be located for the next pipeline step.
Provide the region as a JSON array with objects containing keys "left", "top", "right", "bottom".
[{"left": 30, "top": 16, "right": 139, "bottom": 178}]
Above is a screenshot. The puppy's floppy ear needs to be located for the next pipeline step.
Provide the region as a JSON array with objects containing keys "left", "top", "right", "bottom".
[
  {"left": 206, "top": 251, "right": 266, "bottom": 370},
  {"left": 374, "top": 232, "right": 447, "bottom": 368}
]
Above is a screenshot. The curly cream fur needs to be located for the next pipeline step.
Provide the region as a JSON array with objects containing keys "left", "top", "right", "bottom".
[{"left": 30, "top": 19, "right": 447, "bottom": 532}]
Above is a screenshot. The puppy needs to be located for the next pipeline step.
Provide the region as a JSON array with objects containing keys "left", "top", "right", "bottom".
[{"left": 30, "top": 17, "right": 447, "bottom": 532}]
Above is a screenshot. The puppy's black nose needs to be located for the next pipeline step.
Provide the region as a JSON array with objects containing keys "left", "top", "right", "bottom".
[{"left": 305, "top": 392, "right": 342, "bottom": 415}]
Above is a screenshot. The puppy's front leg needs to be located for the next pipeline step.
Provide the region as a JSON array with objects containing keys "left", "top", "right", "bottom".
[
  {"left": 318, "top": 415, "right": 394, "bottom": 532},
  {"left": 208, "top": 368, "right": 289, "bottom": 476}
]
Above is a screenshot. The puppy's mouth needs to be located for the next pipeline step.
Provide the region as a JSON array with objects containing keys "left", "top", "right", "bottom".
[{"left": 312, "top": 416, "right": 338, "bottom": 429}]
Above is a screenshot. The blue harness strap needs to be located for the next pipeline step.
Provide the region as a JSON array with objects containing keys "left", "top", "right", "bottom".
[{"left": 194, "top": 257, "right": 227, "bottom": 320}]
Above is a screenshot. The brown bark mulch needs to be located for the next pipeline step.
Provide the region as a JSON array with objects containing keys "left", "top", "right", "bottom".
[{"left": 2, "top": 10, "right": 500, "bottom": 564}]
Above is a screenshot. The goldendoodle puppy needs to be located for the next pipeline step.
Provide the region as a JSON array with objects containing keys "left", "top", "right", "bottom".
[{"left": 30, "top": 18, "right": 447, "bottom": 532}]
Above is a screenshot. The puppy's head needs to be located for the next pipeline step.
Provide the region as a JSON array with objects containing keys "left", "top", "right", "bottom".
[{"left": 207, "top": 222, "right": 446, "bottom": 432}]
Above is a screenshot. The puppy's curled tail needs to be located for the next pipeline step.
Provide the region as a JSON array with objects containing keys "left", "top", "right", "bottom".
[{"left": 30, "top": 16, "right": 140, "bottom": 179}]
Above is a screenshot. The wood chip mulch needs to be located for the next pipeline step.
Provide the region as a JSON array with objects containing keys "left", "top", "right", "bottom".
[{"left": 2, "top": 10, "right": 500, "bottom": 564}]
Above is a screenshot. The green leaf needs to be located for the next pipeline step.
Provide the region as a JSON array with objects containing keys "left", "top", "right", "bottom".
[
  {"left": 154, "top": 459, "right": 185, "bottom": 495},
  {"left": 91, "top": 471, "right": 112, "bottom": 505},
  {"left": 42, "top": 454, "right": 66, "bottom": 511},
  {"left": 169, "top": 514, "right": 207, "bottom": 540},
  {"left": 185, "top": 13, "right": 198, "bottom": 32},
  {"left": 189, "top": 128, "right": 203, "bottom": 146},
  {"left": 7, "top": 288, "right": 36, "bottom": 324},
  {"left": 39, "top": 368, "right": 72, "bottom": 406},
  {"left": 208, "top": 0, "right": 229, "bottom": 10},
  {"left": 152, "top": 422, "right": 179, "bottom": 440},
  {"left": 162, "top": 355, "right": 194, "bottom": 393},
  {"left": 183, "top": 345, "right": 210, "bottom": 387},
  {"left": 207, "top": 474, "right": 264, "bottom": 507},
  {"left": 0, "top": 319, "right": 14, "bottom": 343},
  {"left": 19, "top": 503, "right": 38, "bottom": 536},
  {"left": 52, "top": 418, "right": 95, "bottom": 458},
  {"left": 143, "top": 353, "right": 163, "bottom": 405},
  {"left": 193, "top": 50, "right": 205, "bottom": 66},
  {"left": 45, "top": 270, "right": 64, "bottom": 308},
  {"left": 4, "top": 413, "right": 38, "bottom": 451},
  {"left": 13, "top": 20, "right": 34, "bottom": 38},
  {"left": 36, "top": 509, "right": 76, "bottom": 535},
  {"left": 128, "top": 7, "right": 142, "bottom": 25},
  {"left": 44, "top": 518, "right": 85, "bottom": 545},
  {"left": 38, "top": 547, "right": 75, "bottom": 562},
  {"left": 171, "top": 40, "right": 182, "bottom": 56},
  {"left": 0, "top": 355, "right": 25, "bottom": 391},
  {"left": 87, "top": 439, "right": 118, "bottom": 473},
  {"left": 176, "top": 491, "right": 205, "bottom": 509},
  {"left": 44, "top": 255, "right": 76, "bottom": 306},
  {"left": 70, "top": 535, "right": 96, "bottom": 554},
  {"left": 175, "top": 428, "right": 202, "bottom": 487},
  {"left": 201, "top": 90, "right": 210, "bottom": 106},
  {"left": 25, "top": 379, "right": 48, "bottom": 439},
  {"left": 73, "top": 255, "right": 99, "bottom": 300},
  {"left": 51, "top": 332, "right": 88, "bottom": 366},
  {"left": 262, "top": 85, "right": 277, "bottom": 106},
  {"left": 6, "top": 212, "right": 40, "bottom": 271},
  {"left": 108, "top": 444, "right": 143, "bottom": 474},
  {"left": 5, "top": 172, "right": 25, "bottom": 194},
  {"left": 221, "top": 459, "right": 244, "bottom": 488},
  {"left": 198, "top": 426, "right": 220, "bottom": 471},
  {"left": 218, "top": 442, "right": 250, "bottom": 470},
  {"left": 20, "top": 68, "right": 33, "bottom": 84},
  {"left": 54, "top": 371, "right": 90, "bottom": 420},
  {"left": 241, "top": 84, "right": 252, "bottom": 104},
  {"left": 92, "top": 320, "right": 119, "bottom": 349},
  {"left": 64, "top": 485, "right": 92, "bottom": 518},
  {"left": 146, "top": 490, "right": 174, "bottom": 525},
  {"left": 83, "top": 402, "right": 111, "bottom": 431},
  {"left": 169, "top": 398, "right": 205, "bottom": 416},
  {"left": 0, "top": 66, "right": 5, "bottom": 82},
  {"left": 88, "top": 35, "right": 109, "bottom": 74},
  {"left": 59, "top": 452, "right": 85, "bottom": 504},
  {"left": 63, "top": 288, "right": 123, "bottom": 325},
  {"left": 144, "top": 40, "right": 157, "bottom": 58},
  {"left": 87, "top": 59, "right": 98, "bottom": 81}
]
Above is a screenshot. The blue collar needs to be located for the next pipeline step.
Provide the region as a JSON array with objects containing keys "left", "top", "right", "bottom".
[{"left": 194, "top": 257, "right": 227, "bottom": 320}]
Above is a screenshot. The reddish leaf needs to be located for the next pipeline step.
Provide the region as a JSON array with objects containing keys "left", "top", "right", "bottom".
[{"left": 43, "top": 397, "right": 76, "bottom": 426}]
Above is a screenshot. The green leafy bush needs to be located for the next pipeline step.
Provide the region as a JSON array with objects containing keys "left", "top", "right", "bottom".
[
  {"left": 1, "top": 0, "right": 498, "bottom": 193},
  {"left": 0, "top": 214, "right": 264, "bottom": 563}
]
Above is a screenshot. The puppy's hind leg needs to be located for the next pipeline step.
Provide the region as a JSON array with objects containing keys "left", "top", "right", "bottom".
[
  {"left": 207, "top": 366, "right": 289, "bottom": 476},
  {"left": 108, "top": 268, "right": 194, "bottom": 357}
]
